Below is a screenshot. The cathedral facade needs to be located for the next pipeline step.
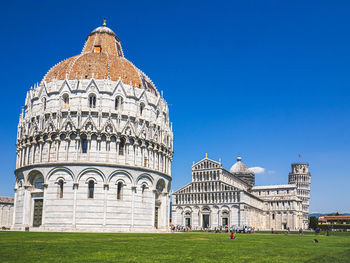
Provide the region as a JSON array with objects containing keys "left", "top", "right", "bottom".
[
  {"left": 172, "top": 155, "right": 311, "bottom": 230},
  {"left": 13, "top": 21, "right": 173, "bottom": 232}
]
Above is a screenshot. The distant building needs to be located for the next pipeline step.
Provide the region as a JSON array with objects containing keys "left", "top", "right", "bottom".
[
  {"left": 318, "top": 215, "right": 350, "bottom": 225},
  {"left": 0, "top": 196, "right": 14, "bottom": 228},
  {"left": 172, "top": 154, "right": 311, "bottom": 230}
]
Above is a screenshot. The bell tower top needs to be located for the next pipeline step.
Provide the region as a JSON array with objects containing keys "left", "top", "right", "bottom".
[{"left": 291, "top": 163, "right": 309, "bottom": 174}]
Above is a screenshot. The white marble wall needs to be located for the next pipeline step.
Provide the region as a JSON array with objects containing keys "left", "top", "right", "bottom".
[{"left": 13, "top": 164, "right": 171, "bottom": 232}]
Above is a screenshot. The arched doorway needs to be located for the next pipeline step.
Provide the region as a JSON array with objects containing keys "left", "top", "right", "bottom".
[
  {"left": 184, "top": 211, "right": 191, "bottom": 227},
  {"left": 28, "top": 171, "right": 44, "bottom": 227},
  {"left": 222, "top": 211, "right": 229, "bottom": 227},
  {"left": 201, "top": 207, "right": 210, "bottom": 229}
]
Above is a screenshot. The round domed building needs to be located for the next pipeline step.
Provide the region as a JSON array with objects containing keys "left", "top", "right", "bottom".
[{"left": 13, "top": 21, "right": 173, "bottom": 232}]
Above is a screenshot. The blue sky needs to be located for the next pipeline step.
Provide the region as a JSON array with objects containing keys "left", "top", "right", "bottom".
[{"left": 0, "top": 0, "right": 349, "bottom": 213}]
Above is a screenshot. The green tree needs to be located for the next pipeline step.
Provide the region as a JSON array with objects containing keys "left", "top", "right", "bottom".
[
  {"left": 328, "top": 212, "right": 342, "bottom": 216},
  {"left": 309, "top": 216, "right": 318, "bottom": 230}
]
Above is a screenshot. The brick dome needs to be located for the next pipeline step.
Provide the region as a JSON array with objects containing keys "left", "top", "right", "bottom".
[{"left": 42, "top": 21, "right": 158, "bottom": 95}]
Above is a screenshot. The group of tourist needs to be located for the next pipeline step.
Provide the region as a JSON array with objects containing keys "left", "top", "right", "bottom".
[
  {"left": 169, "top": 224, "right": 255, "bottom": 233},
  {"left": 170, "top": 225, "right": 192, "bottom": 232}
]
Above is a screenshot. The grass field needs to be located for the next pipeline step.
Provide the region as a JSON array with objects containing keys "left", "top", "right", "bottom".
[{"left": 0, "top": 231, "right": 349, "bottom": 263}]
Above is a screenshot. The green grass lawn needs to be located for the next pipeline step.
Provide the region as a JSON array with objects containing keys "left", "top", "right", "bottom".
[{"left": 0, "top": 231, "right": 349, "bottom": 263}]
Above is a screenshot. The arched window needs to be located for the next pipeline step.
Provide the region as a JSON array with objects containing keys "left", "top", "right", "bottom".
[
  {"left": 115, "top": 96, "right": 123, "bottom": 111},
  {"left": 81, "top": 136, "right": 88, "bottom": 154},
  {"left": 89, "top": 94, "right": 96, "bottom": 108},
  {"left": 117, "top": 182, "right": 123, "bottom": 200},
  {"left": 88, "top": 180, "right": 94, "bottom": 199},
  {"left": 142, "top": 184, "right": 146, "bottom": 203},
  {"left": 58, "top": 180, "right": 64, "bottom": 198},
  {"left": 119, "top": 137, "right": 125, "bottom": 155},
  {"left": 42, "top": 97, "right": 47, "bottom": 110},
  {"left": 140, "top": 103, "right": 145, "bottom": 116},
  {"left": 62, "top": 94, "right": 69, "bottom": 109}
]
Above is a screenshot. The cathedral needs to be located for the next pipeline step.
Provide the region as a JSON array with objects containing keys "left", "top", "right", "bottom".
[
  {"left": 171, "top": 155, "right": 311, "bottom": 230},
  {"left": 12, "top": 21, "right": 173, "bottom": 232}
]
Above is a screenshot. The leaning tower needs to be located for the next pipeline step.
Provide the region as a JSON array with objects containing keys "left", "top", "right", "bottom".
[{"left": 288, "top": 163, "right": 311, "bottom": 229}]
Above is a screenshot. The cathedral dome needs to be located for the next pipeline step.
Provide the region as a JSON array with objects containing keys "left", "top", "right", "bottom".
[
  {"left": 230, "top": 155, "right": 255, "bottom": 187},
  {"left": 42, "top": 20, "right": 158, "bottom": 95},
  {"left": 230, "top": 156, "right": 251, "bottom": 174}
]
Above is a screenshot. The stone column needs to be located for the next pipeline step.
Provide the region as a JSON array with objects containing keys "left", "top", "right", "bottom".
[
  {"left": 125, "top": 137, "right": 130, "bottom": 165},
  {"left": 18, "top": 147, "right": 22, "bottom": 167},
  {"left": 47, "top": 139, "right": 52, "bottom": 162},
  {"left": 12, "top": 188, "right": 18, "bottom": 228},
  {"left": 26, "top": 145, "right": 31, "bottom": 165},
  {"left": 23, "top": 185, "right": 31, "bottom": 227},
  {"left": 103, "top": 183, "right": 108, "bottom": 228},
  {"left": 56, "top": 138, "right": 61, "bottom": 161},
  {"left": 133, "top": 144, "right": 136, "bottom": 166},
  {"left": 116, "top": 138, "right": 120, "bottom": 164},
  {"left": 97, "top": 135, "right": 101, "bottom": 162},
  {"left": 131, "top": 186, "right": 136, "bottom": 229},
  {"left": 42, "top": 184, "right": 48, "bottom": 228},
  {"left": 32, "top": 141, "right": 37, "bottom": 164},
  {"left": 75, "top": 135, "right": 80, "bottom": 161},
  {"left": 39, "top": 138, "right": 44, "bottom": 163},
  {"left": 87, "top": 134, "right": 91, "bottom": 162},
  {"left": 105, "top": 137, "right": 110, "bottom": 163},
  {"left": 65, "top": 138, "right": 70, "bottom": 161},
  {"left": 72, "top": 182, "right": 78, "bottom": 229}
]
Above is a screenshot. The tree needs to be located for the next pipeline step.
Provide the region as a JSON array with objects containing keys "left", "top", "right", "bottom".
[
  {"left": 309, "top": 216, "right": 318, "bottom": 230},
  {"left": 328, "top": 212, "right": 342, "bottom": 216}
]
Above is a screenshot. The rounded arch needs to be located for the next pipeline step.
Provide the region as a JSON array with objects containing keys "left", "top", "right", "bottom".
[
  {"left": 176, "top": 206, "right": 183, "bottom": 212},
  {"left": 46, "top": 167, "right": 74, "bottom": 182},
  {"left": 221, "top": 205, "right": 230, "bottom": 213},
  {"left": 136, "top": 173, "right": 154, "bottom": 186},
  {"left": 55, "top": 177, "right": 66, "bottom": 184},
  {"left": 155, "top": 178, "right": 166, "bottom": 193},
  {"left": 115, "top": 178, "right": 128, "bottom": 186},
  {"left": 184, "top": 206, "right": 193, "bottom": 213},
  {"left": 201, "top": 206, "right": 211, "bottom": 212},
  {"left": 85, "top": 177, "right": 98, "bottom": 184},
  {"left": 27, "top": 169, "right": 45, "bottom": 185},
  {"left": 107, "top": 170, "right": 133, "bottom": 185},
  {"left": 27, "top": 170, "right": 45, "bottom": 191},
  {"left": 77, "top": 168, "right": 106, "bottom": 184}
]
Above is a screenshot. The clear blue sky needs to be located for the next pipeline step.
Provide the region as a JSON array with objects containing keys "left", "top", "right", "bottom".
[{"left": 0, "top": 0, "right": 349, "bottom": 213}]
